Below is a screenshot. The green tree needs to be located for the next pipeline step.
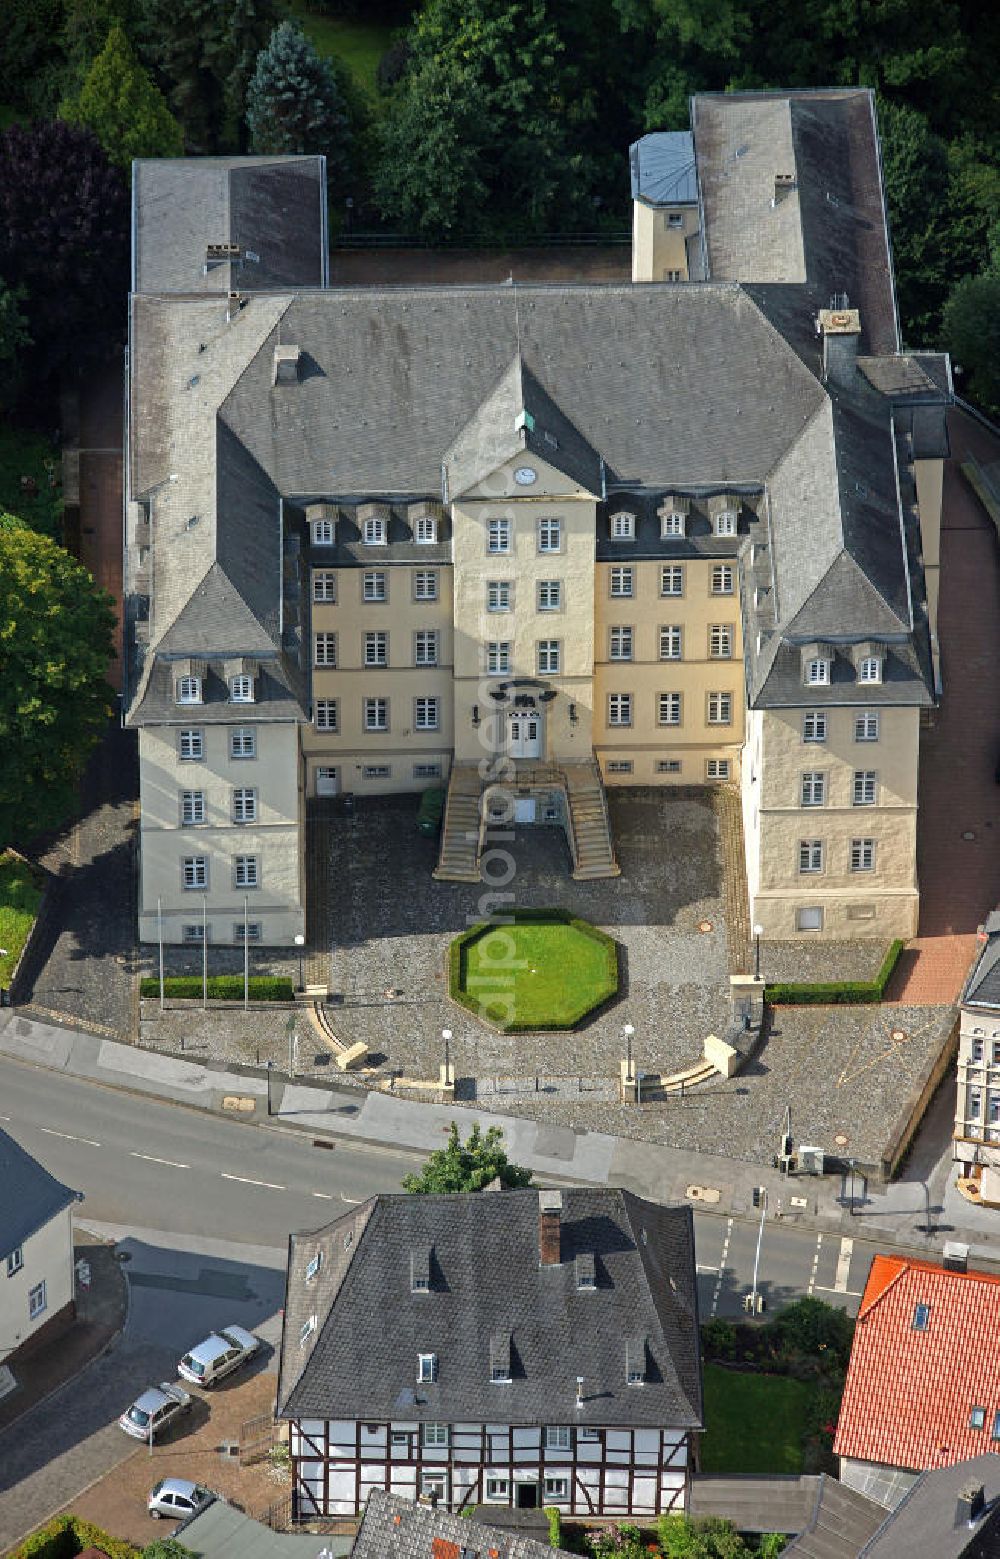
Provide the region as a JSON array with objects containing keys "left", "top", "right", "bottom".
[
  {"left": 943, "top": 273, "right": 1000, "bottom": 417},
  {"left": 402, "top": 1123, "right": 532, "bottom": 1194},
  {"left": 61, "top": 0, "right": 142, "bottom": 76},
  {"left": 657, "top": 1514, "right": 753, "bottom": 1558},
  {"left": 142, "top": 1540, "right": 196, "bottom": 1559},
  {"left": 61, "top": 24, "right": 184, "bottom": 171},
  {"left": 876, "top": 98, "right": 955, "bottom": 343},
  {"left": 0, "top": 521, "right": 115, "bottom": 846},
  {"left": 138, "top": 0, "right": 277, "bottom": 151},
  {"left": 246, "top": 21, "right": 352, "bottom": 192}
]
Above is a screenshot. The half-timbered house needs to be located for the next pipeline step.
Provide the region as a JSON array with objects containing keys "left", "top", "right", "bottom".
[{"left": 275, "top": 1186, "right": 702, "bottom": 1520}]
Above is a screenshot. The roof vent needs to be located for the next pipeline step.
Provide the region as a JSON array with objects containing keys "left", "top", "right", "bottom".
[
  {"left": 208, "top": 242, "right": 241, "bottom": 261},
  {"left": 958, "top": 1482, "right": 985, "bottom": 1526},
  {"left": 273, "top": 345, "right": 302, "bottom": 385},
  {"left": 772, "top": 172, "right": 796, "bottom": 206}
]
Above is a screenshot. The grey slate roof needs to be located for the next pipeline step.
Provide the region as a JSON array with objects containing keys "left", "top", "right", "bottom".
[
  {"left": 352, "top": 1488, "right": 574, "bottom": 1559},
  {"left": 132, "top": 157, "right": 327, "bottom": 294},
  {"left": 962, "top": 913, "right": 1000, "bottom": 1011},
  {"left": 0, "top": 1128, "right": 80, "bottom": 1263},
  {"left": 857, "top": 1454, "right": 1000, "bottom": 1559},
  {"left": 779, "top": 1476, "right": 886, "bottom": 1558},
  {"left": 692, "top": 1473, "right": 884, "bottom": 1555},
  {"left": 276, "top": 1188, "right": 701, "bottom": 1431},
  {"left": 174, "top": 1497, "right": 351, "bottom": 1558},
  {"left": 629, "top": 132, "right": 699, "bottom": 206}
]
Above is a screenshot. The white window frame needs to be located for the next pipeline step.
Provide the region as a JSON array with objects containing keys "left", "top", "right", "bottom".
[
  {"left": 181, "top": 790, "right": 205, "bottom": 826},
  {"left": 363, "top": 515, "right": 387, "bottom": 546},
  {"left": 608, "top": 693, "right": 632, "bottom": 727},
  {"left": 313, "top": 570, "right": 336, "bottom": 603},
  {"left": 7, "top": 1247, "right": 23, "bottom": 1277},
  {"left": 362, "top": 570, "right": 387, "bottom": 603},
  {"left": 853, "top": 770, "right": 877, "bottom": 807},
  {"left": 801, "top": 772, "right": 826, "bottom": 807},
  {"left": 364, "top": 697, "right": 389, "bottom": 732},
  {"left": 362, "top": 764, "right": 391, "bottom": 780},
  {"left": 230, "top": 727, "right": 256, "bottom": 759},
  {"left": 182, "top": 922, "right": 206, "bottom": 944},
  {"left": 858, "top": 656, "right": 882, "bottom": 684},
  {"left": 414, "top": 630, "right": 438, "bottom": 667},
  {"left": 314, "top": 699, "right": 338, "bottom": 731},
  {"left": 709, "top": 624, "right": 733, "bottom": 659},
  {"left": 855, "top": 711, "right": 880, "bottom": 743},
  {"left": 234, "top": 855, "right": 258, "bottom": 889},
  {"left": 707, "top": 691, "right": 733, "bottom": 726},
  {"left": 610, "top": 511, "right": 635, "bottom": 540},
  {"left": 229, "top": 675, "right": 253, "bottom": 703},
  {"left": 179, "top": 728, "right": 203, "bottom": 761},
  {"left": 487, "top": 642, "right": 511, "bottom": 674},
  {"left": 796, "top": 906, "right": 824, "bottom": 932},
  {"left": 311, "top": 518, "right": 334, "bottom": 546},
  {"left": 806, "top": 657, "right": 830, "bottom": 686},
  {"left": 607, "top": 760, "right": 633, "bottom": 774},
  {"left": 232, "top": 787, "right": 257, "bottom": 824},
  {"left": 537, "top": 640, "right": 560, "bottom": 675},
  {"left": 414, "top": 697, "right": 439, "bottom": 731},
  {"left": 364, "top": 630, "right": 388, "bottom": 667},
  {"left": 609, "top": 626, "right": 633, "bottom": 661},
  {"left": 706, "top": 758, "right": 730, "bottom": 781},
  {"left": 660, "top": 511, "right": 685, "bottom": 538},
  {"left": 713, "top": 509, "right": 737, "bottom": 537},
  {"left": 537, "top": 579, "right": 561, "bottom": 611},
  {"left": 656, "top": 759, "right": 682, "bottom": 774},
  {"left": 28, "top": 1280, "right": 46, "bottom": 1320},
  {"left": 851, "top": 837, "right": 876, "bottom": 872},
  {"left": 710, "top": 564, "right": 734, "bottom": 595},
  {"left": 182, "top": 856, "right": 207, "bottom": 890},
  {"left": 487, "top": 517, "right": 511, "bottom": 554},
  {"left": 544, "top": 1477, "right": 569, "bottom": 1500},
  {"left": 538, "top": 517, "right": 562, "bottom": 553},
  {"left": 414, "top": 515, "right": 437, "bottom": 544},
  {"left": 609, "top": 566, "right": 633, "bottom": 598},
  {"left": 413, "top": 763, "right": 441, "bottom": 780},
  {"left": 175, "top": 675, "right": 202, "bottom": 705},
  {"left": 485, "top": 1477, "right": 510, "bottom": 1502},
  {"left": 233, "top": 920, "right": 262, "bottom": 943},
  {"left": 314, "top": 632, "right": 337, "bottom": 667},
  {"left": 545, "top": 1425, "right": 571, "bottom": 1450},
  {"left": 802, "top": 711, "right": 827, "bottom": 744},
  {"left": 413, "top": 570, "right": 438, "bottom": 602},
  {"left": 659, "top": 625, "right": 682, "bottom": 660},
  {"left": 661, "top": 565, "right": 684, "bottom": 596},
  {"left": 658, "top": 692, "right": 681, "bottom": 726},
  {"left": 487, "top": 580, "right": 511, "bottom": 612},
  {"left": 799, "top": 840, "right": 823, "bottom": 874}
]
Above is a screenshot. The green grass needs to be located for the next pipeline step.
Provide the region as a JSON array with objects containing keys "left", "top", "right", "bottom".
[
  {"left": 0, "top": 853, "right": 44, "bottom": 988},
  {"left": 284, "top": 3, "right": 394, "bottom": 99},
  {"left": 701, "top": 1364, "right": 811, "bottom": 1475},
  {"left": 452, "top": 911, "right": 618, "bottom": 1031},
  {"left": 0, "top": 424, "right": 63, "bottom": 540}
]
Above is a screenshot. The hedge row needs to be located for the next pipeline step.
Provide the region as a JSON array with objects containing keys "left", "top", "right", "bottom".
[
  {"left": 15, "top": 1513, "right": 139, "bottom": 1559},
  {"left": 448, "top": 908, "right": 618, "bottom": 1032},
  {"left": 765, "top": 939, "right": 904, "bottom": 1006},
  {"left": 139, "top": 974, "right": 294, "bottom": 1001}
]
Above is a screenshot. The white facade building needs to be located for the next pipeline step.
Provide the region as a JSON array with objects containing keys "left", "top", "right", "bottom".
[{"left": 0, "top": 1129, "right": 81, "bottom": 1364}]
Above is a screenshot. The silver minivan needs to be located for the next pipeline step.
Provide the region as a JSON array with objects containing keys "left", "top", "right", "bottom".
[{"left": 178, "top": 1323, "right": 260, "bottom": 1387}]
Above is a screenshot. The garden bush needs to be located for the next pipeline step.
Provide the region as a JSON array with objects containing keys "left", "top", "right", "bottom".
[
  {"left": 15, "top": 1513, "right": 139, "bottom": 1559},
  {"left": 139, "top": 974, "right": 294, "bottom": 1001},
  {"left": 765, "top": 939, "right": 903, "bottom": 1005}
]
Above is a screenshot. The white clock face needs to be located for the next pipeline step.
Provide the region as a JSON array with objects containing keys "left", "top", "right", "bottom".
[{"left": 513, "top": 466, "right": 537, "bottom": 486}]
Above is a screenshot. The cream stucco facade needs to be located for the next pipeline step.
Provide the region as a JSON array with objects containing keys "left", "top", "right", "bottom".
[{"left": 0, "top": 1204, "right": 75, "bottom": 1365}]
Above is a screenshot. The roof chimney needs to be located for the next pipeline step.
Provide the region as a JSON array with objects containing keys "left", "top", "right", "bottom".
[
  {"left": 539, "top": 1189, "right": 562, "bottom": 1266},
  {"left": 817, "top": 306, "right": 861, "bottom": 389},
  {"left": 772, "top": 173, "right": 796, "bottom": 206},
  {"left": 957, "top": 1482, "right": 985, "bottom": 1526}
]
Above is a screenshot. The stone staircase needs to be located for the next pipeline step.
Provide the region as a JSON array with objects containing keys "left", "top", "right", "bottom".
[
  {"left": 432, "top": 763, "right": 483, "bottom": 882},
  {"left": 564, "top": 760, "right": 620, "bottom": 879}
]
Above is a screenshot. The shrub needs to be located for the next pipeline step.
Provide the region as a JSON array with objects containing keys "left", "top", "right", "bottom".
[
  {"left": 139, "top": 975, "right": 294, "bottom": 1001},
  {"left": 701, "top": 1318, "right": 738, "bottom": 1361},
  {"left": 767, "top": 1296, "right": 854, "bottom": 1374},
  {"left": 545, "top": 1505, "right": 562, "bottom": 1547},
  {"left": 15, "top": 1514, "right": 140, "bottom": 1559},
  {"left": 765, "top": 939, "right": 903, "bottom": 1006}
]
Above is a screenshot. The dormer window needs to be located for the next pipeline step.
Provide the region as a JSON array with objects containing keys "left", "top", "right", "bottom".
[
  {"left": 806, "top": 658, "right": 830, "bottom": 686},
  {"left": 229, "top": 675, "right": 253, "bottom": 703},
  {"left": 299, "top": 1315, "right": 317, "bottom": 1345},
  {"left": 415, "top": 515, "right": 437, "bottom": 544},
  {"left": 305, "top": 1251, "right": 322, "bottom": 1283},
  {"left": 176, "top": 675, "right": 202, "bottom": 705},
  {"left": 858, "top": 656, "right": 882, "bottom": 684},
  {"left": 490, "top": 1330, "right": 512, "bottom": 1383},
  {"left": 660, "top": 511, "right": 685, "bottom": 538},
  {"left": 626, "top": 1335, "right": 646, "bottom": 1385},
  {"left": 714, "top": 510, "right": 737, "bottom": 537},
  {"left": 411, "top": 1247, "right": 431, "bottom": 1294},
  {"left": 418, "top": 1352, "right": 438, "bottom": 1383},
  {"left": 576, "top": 1253, "right": 596, "bottom": 1291},
  {"left": 311, "top": 518, "right": 334, "bottom": 546},
  {"left": 363, "top": 515, "right": 387, "bottom": 545},
  {"left": 611, "top": 511, "right": 635, "bottom": 540}
]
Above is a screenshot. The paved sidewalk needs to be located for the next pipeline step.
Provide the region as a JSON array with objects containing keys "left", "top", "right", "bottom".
[{"left": 2, "top": 1008, "right": 996, "bottom": 1265}]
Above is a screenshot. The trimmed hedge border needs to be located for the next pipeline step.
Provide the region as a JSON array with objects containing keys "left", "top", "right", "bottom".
[
  {"left": 448, "top": 907, "right": 619, "bottom": 1033},
  {"left": 14, "top": 1513, "right": 139, "bottom": 1559},
  {"left": 765, "top": 939, "right": 904, "bottom": 1006},
  {"left": 139, "top": 974, "right": 294, "bottom": 1001}
]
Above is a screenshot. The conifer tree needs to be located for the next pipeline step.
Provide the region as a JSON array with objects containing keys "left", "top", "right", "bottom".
[{"left": 61, "top": 24, "right": 184, "bottom": 171}]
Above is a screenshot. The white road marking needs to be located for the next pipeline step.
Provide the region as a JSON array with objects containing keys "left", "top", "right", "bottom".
[
  {"left": 696, "top": 1264, "right": 720, "bottom": 1274},
  {"left": 814, "top": 1284, "right": 863, "bottom": 1298},
  {"left": 807, "top": 1232, "right": 823, "bottom": 1296},
  {"left": 221, "top": 1172, "right": 285, "bottom": 1190},
  {"left": 834, "top": 1236, "right": 854, "bottom": 1292},
  {"left": 129, "top": 1151, "right": 189, "bottom": 1168},
  {"left": 340, "top": 1192, "right": 363, "bottom": 1205},
  {"left": 312, "top": 1191, "right": 335, "bottom": 1200},
  {"left": 710, "top": 1218, "right": 733, "bottom": 1317},
  {"left": 40, "top": 1127, "right": 102, "bottom": 1147},
  {"left": 0, "top": 1114, "right": 10, "bottom": 1121}
]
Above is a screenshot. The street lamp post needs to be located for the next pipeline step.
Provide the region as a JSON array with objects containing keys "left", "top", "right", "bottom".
[
  {"left": 753, "top": 923, "right": 764, "bottom": 983},
  {"left": 848, "top": 1158, "right": 856, "bottom": 1217},
  {"left": 749, "top": 1186, "right": 767, "bottom": 1313},
  {"left": 442, "top": 1028, "right": 452, "bottom": 1075},
  {"left": 623, "top": 1023, "right": 635, "bottom": 1083},
  {"left": 294, "top": 933, "right": 306, "bottom": 992}
]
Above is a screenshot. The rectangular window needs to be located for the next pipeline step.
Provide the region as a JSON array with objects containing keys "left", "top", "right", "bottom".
[
  {"left": 858, "top": 656, "right": 882, "bottom": 684},
  {"left": 710, "top": 624, "right": 733, "bottom": 659},
  {"left": 414, "top": 630, "right": 438, "bottom": 667},
  {"left": 537, "top": 640, "right": 560, "bottom": 675},
  {"left": 179, "top": 728, "right": 203, "bottom": 761},
  {"left": 364, "top": 630, "right": 388, "bottom": 667},
  {"left": 545, "top": 1426, "right": 571, "bottom": 1450},
  {"left": 182, "top": 856, "right": 207, "bottom": 890},
  {"left": 233, "top": 921, "right": 262, "bottom": 943},
  {"left": 855, "top": 711, "right": 880, "bottom": 742},
  {"left": 487, "top": 642, "right": 511, "bottom": 673},
  {"left": 710, "top": 564, "right": 734, "bottom": 595},
  {"left": 706, "top": 759, "right": 730, "bottom": 781},
  {"left": 6, "top": 1247, "right": 23, "bottom": 1277},
  {"left": 175, "top": 675, "right": 202, "bottom": 705},
  {"left": 707, "top": 692, "right": 732, "bottom": 725},
  {"left": 970, "top": 1086, "right": 983, "bottom": 1121},
  {"left": 313, "top": 570, "right": 336, "bottom": 603},
  {"left": 608, "top": 694, "right": 632, "bottom": 727},
  {"left": 853, "top": 770, "right": 877, "bottom": 806},
  {"left": 912, "top": 1302, "right": 931, "bottom": 1332},
  {"left": 487, "top": 580, "right": 511, "bottom": 612},
  {"left": 970, "top": 1407, "right": 986, "bottom": 1430},
  {"left": 611, "top": 511, "right": 635, "bottom": 539},
  {"left": 363, "top": 515, "right": 387, "bottom": 545},
  {"left": 314, "top": 632, "right": 337, "bottom": 667},
  {"left": 851, "top": 838, "right": 876, "bottom": 872},
  {"left": 422, "top": 1415, "right": 447, "bottom": 1441},
  {"left": 414, "top": 697, "right": 439, "bottom": 730},
  {"left": 660, "top": 565, "right": 684, "bottom": 596},
  {"left": 413, "top": 763, "right": 441, "bottom": 780},
  {"left": 362, "top": 570, "right": 387, "bottom": 603},
  {"left": 609, "top": 566, "right": 633, "bottom": 598},
  {"left": 973, "top": 1037, "right": 985, "bottom": 1063},
  {"left": 229, "top": 675, "right": 253, "bottom": 703},
  {"left": 609, "top": 626, "right": 633, "bottom": 660},
  {"left": 658, "top": 692, "right": 681, "bottom": 726},
  {"left": 414, "top": 515, "right": 437, "bottom": 544},
  {"left": 806, "top": 657, "right": 830, "bottom": 685},
  {"left": 182, "top": 919, "right": 206, "bottom": 942},
  {"left": 656, "top": 759, "right": 682, "bottom": 774},
  {"left": 714, "top": 510, "right": 737, "bottom": 537},
  {"left": 801, "top": 772, "right": 826, "bottom": 807},
  {"left": 657, "top": 626, "right": 682, "bottom": 662},
  {"left": 230, "top": 727, "right": 255, "bottom": 759},
  {"left": 799, "top": 840, "right": 823, "bottom": 873},
  {"left": 181, "top": 790, "right": 205, "bottom": 825},
  {"left": 538, "top": 517, "right": 561, "bottom": 552},
  {"left": 232, "top": 787, "right": 256, "bottom": 823},
  {"left": 315, "top": 699, "right": 338, "bottom": 731},
  {"left": 28, "top": 1280, "right": 46, "bottom": 1320},
  {"left": 660, "top": 511, "right": 685, "bottom": 537},
  {"left": 607, "top": 760, "right": 633, "bottom": 774},
  {"left": 537, "top": 579, "right": 561, "bottom": 611},
  {"left": 413, "top": 570, "right": 438, "bottom": 602},
  {"left": 362, "top": 765, "right": 391, "bottom": 780},
  {"left": 802, "top": 711, "right": 827, "bottom": 744},
  {"left": 544, "top": 1478, "right": 569, "bottom": 1500},
  {"left": 364, "top": 698, "right": 389, "bottom": 731},
  {"left": 311, "top": 518, "right": 334, "bottom": 546},
  {"left": 487, "top": 517, "right": 511, "bottom": 553},
  {"left": 796, "top": 906, "right": 824, "bottom": 931},
  {"left": 234, "top": 855, "right": 258, "bottom": 888},
  {"left": 485, "top": 1477, "right": 510, "bottom": 1501}
]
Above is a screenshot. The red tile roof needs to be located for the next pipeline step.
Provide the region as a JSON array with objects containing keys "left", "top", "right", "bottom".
[{"left": 835, "top": 1255, "right": 1000, "bottom": 1472}]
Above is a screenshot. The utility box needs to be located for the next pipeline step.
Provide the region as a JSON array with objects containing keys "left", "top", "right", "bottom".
[{"left": 798, "top": 1145, "right": 825, "bottom": 1176}]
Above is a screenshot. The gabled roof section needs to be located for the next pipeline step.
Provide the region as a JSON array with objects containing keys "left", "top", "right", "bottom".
[
  {"left": 132, "top": 155, "right": 327, "bottom": 294},
  {"left": 834, "top": 1256, "right": 1000, "bottom": 1474},
  {"left": 0, "top": 1128, "right": 80, "bottom": 1262},
  {"left": 276, "top": 1188, "right": 701, "bottom": 1431},
  {"left": 442, "top": 352, "right": 604, "bottom": 498},
  {"left": 857, "top": 1454, "right": 1000, "bottom": 1559},
  {"left": 353, "top": 1488, "right": 575, "bottom": 1559},
  {"left": 962, "top": 913, "right": 1000, "bottom": 1010},
  {"left": 630, "top": 131, "right": 699, "bottom": 207}
]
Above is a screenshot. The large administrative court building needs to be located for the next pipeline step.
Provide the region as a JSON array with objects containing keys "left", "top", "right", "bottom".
[{"left": 125, "top": 89, "right": 949, "bottom": 948}]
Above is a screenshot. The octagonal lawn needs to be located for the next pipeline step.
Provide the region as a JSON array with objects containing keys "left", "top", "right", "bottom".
[{"left": 453, "top": 914, "right": 618, "bottom": 1031}]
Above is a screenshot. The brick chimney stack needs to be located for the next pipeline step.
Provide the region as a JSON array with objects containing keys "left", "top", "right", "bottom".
[{"left": 539, "top": 1189, "right": 563, "bottom": 1266}]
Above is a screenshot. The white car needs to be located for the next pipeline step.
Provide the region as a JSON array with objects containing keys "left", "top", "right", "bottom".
[
  {"left": 119, "top": 1382, "right": 192, "bottom": 1441},
  {"left": 178, "top": 1323, "right": 260, "bottom": 1387}
]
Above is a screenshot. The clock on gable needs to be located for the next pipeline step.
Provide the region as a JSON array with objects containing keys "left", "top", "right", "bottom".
[{"left": 513, "top": 466, "right": 537, "bottom": 486}]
